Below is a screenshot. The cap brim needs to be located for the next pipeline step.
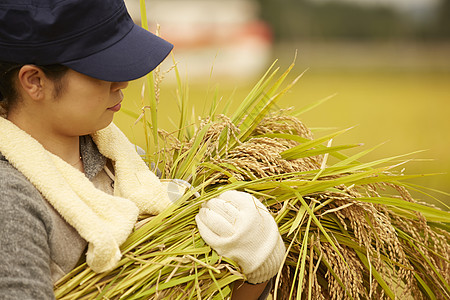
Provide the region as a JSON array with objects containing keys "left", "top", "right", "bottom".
[{"left": 63, "top": 24, "right": 173, "bottom": 82}]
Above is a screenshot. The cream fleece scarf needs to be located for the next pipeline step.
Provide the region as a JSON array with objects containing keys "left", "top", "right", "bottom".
[{"left": 0, "top": 117, "right": 172, "bottom": 273}]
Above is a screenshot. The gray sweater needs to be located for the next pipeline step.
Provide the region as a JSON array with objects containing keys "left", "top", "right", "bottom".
[
  {"left": 0, "top": 137, "right": 273, "bottom": 300},
  {"left": 0, "top": 136, "right": 110, "bottom": 300}
]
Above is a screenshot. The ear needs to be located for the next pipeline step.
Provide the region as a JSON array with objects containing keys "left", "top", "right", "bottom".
[{"left": 17, "top": 65, "right": 47, "bottom": 101}]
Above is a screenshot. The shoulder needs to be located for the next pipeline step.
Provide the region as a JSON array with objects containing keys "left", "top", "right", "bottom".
[
  {"left": 1, "top": 154, "right": 37, "bottom": 193},
  {"left": 1, "top": 154, "right": 44, "bottom": 200},
  {"left": 0, "top": 154, "right": 56, "bottom": 299},
  {"left": 0, "top": 154, "right": 53, "bottom": 232}
]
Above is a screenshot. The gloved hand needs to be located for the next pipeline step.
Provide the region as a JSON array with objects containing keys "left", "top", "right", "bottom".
[{"left": 195, "top": 190, "right": 286, "bottom": 284}]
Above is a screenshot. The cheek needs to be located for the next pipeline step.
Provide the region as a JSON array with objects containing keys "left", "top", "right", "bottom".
[
  {"left": 63, "top": 87, "right": 108, "bottom": 116},
  {"left": 51, "top": 78, "right": 114, "bottom": 134},
  {"left": 53, "top": 99, "right": 113, "bottom": 135}
]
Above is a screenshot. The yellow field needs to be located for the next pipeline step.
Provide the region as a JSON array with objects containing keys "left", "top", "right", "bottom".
[{"left": 116, "top": 66, "right": 450, "bottom": 208}]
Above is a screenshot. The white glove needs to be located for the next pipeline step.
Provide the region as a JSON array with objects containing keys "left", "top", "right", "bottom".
[{"left": 195, "top": 190, "right": 286, "bottom": 284}]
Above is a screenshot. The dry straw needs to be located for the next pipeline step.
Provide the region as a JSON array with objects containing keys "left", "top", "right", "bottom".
[{"left": 54, "top": 56, "right": 450, "bottom": 299}]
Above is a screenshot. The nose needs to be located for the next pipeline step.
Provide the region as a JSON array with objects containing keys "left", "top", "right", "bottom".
[{"left": 112, "top": 81, "right": 129, "bottom": 91}]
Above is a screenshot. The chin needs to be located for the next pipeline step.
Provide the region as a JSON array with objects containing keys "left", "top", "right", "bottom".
[
  {"left": 100, "top": 119, "right": 114, "bottom": 129},
  {"left": 92, "top": 120, "right": 114, "bottom": 134},
  {"left": 80, "top": 119, "right": 114, "bottom": 136}
]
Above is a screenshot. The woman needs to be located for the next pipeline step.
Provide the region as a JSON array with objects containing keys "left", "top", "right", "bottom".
[{"left": 0, "top": 0, "right": 285, "bottom": 299}]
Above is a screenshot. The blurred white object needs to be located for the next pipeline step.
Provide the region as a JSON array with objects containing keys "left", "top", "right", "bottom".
[
  {"left": 125, "top": 0, "right": 273, "bottom": 81},
  {"left": 160, "top": 179, "right": 200, "bottom": 202}
]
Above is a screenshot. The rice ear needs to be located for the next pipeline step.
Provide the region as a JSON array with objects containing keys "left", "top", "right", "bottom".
[{"left": 54, "top": 58, "right": 449, "bottom": 299}]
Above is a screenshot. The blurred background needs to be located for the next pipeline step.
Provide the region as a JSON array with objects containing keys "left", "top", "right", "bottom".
[{"left": 117, "top": 0, "right": 450, "bottom": 207}]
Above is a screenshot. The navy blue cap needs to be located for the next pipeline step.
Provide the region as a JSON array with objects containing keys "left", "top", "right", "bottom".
[{"left": 0, "top": 0, "right": 173, "bottom": 82}]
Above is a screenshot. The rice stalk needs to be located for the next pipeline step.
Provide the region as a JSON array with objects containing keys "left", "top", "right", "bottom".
[{"left": 54, "top": 53, "right": 449, "bottom": 299}]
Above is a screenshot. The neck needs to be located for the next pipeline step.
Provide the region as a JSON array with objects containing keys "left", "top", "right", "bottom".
[{"left": 7, "top": 111, "right": 81, "bottom": 167}]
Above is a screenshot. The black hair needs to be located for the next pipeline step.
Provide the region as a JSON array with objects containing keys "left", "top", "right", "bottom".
[{"left": 0, "top": 62, "right": 69, "bottom": 109}]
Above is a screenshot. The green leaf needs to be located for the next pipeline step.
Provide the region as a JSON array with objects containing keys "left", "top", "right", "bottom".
[
  {"left": 292, "top": 93, "right": 336, "bottom": 117},
  {"left": 296, "top": 210, "right": 314, "bottom": 298},
  {"left": 407, "top": 238, "right": 450, "bottom": 292},
  {"left": 414, "top": 273, "right": 437, "bottom": 300},
  {"left": 281, "top": 127, "right": 353, "bottom": 160},
  {"left": 172, "top": 124, "right": 212, "bottom": 179},
  {"left": 284, "top": 143, "right": 362, "bottom": 160},
  {"left": 355, "top": 250, "right": 396, "bottom": 299},
  {"left": 288, "top": 205, "right": 308, "bottom": 236},
  {"left": 357, "top": 196, "right": 450, "bottom": 223},
  {"left": 231, "top": 60, "right": 279, "bottom": 124}
]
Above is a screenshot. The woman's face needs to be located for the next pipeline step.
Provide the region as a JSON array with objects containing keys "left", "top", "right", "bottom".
[{"left": 46, "top": 69, "right": 128, "bottom": 136}]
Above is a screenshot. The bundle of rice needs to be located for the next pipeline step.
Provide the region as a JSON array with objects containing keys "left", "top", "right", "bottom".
[{"left": 53, "top": 57, "right": 449, "bottom": 299}]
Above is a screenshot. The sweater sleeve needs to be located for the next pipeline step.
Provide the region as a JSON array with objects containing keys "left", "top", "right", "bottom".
[{"left": 0, "top": 163, "right": 55, "bottom": 300}]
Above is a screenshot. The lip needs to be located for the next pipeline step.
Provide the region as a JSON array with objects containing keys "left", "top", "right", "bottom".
[{"left": 107, "top": 101, "right": 122, "bottom": 112}]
